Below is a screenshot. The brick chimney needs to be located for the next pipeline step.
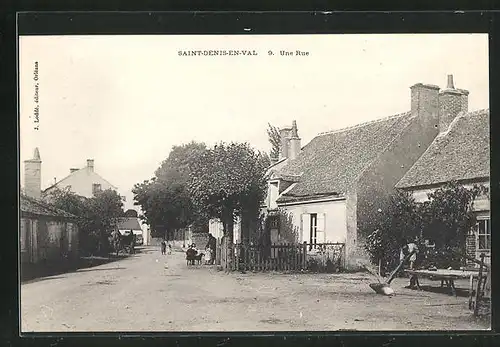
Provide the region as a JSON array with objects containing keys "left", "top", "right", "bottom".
[
  {"left": 410, "top": 82, "right": 440, "bottom": 133},
  {"left": 438, "top": 74, "right": 469, "bottom": 132},
  {"left": 279, "top": 126, "right": 292, "bottom": 160},
  {"left": 87, "top": 159, "right": 94, "bottom": 172},
  {"left": 24, "top": 147, "right": 42, "bottom": 199},
  {"left": 288, "top": 120, "right": 301, "bottom": 160}
]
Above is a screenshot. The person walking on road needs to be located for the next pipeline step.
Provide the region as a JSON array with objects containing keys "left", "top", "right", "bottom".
[{"left": 161, "top": 240, "right": 166, "bottom": 255}]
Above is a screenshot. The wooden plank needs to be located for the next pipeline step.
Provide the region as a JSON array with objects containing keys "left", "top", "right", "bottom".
[
  {"left": 245, "top": 245, "right": 249, "bottom": 272},
  {"left": 283, "top": 243, "right": 290, "bottom": 271},
  {"left": 256, "top": 249, "right": 260, "bottom": 271},
  {"left": 302, "top": 242, "right": 307, "bottom": 270},
  {"left": 474, "top": 253, "right": 485, "bottom": 316},
  {"left": 293, "top": 244, "right": 297, "bottom": 271}
]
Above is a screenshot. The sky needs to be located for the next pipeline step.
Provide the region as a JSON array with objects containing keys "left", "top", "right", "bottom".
[{"left": 19, "top": 34, "right": 489, "bottom": 211}]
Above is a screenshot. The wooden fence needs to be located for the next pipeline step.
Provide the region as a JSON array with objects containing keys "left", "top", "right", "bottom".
[{"left": 219, "top": 241, "right": 345, "bottom": 272}]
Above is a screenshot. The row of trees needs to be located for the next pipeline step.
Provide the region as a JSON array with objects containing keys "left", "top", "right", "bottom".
[
  {"left": 365, "top": 182, "right": 488, "bottom": 274},
  {"left": 44, "top": 187, "right": 128, "bottom": 256},
  {"left": 132, "top": 141, "right": 271, "bottom": 268}
]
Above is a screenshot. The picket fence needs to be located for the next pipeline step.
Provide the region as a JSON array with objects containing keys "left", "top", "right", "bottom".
[{"left": 218, "top": 240, "right": 345, "bottom": 272}]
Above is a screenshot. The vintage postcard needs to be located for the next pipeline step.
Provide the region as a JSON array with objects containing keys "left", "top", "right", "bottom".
[{"left": 19, "top": 27, "right": 490, "bottom": 332}]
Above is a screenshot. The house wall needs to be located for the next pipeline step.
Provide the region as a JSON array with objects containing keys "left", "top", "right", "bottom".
[
  {"left": 44, "top": 169, "right": 116, "bottom": 198},
  {"left": 410, "top": 181, "right": 490, "bottom": 207},
  {"left": 356, "top": 112, "right": 440, "bottom": 240},
  {"left": 279, "top": 199, "right": 348, "bottom": 245},
  {"left": 20, "top": 216, "right": 79, "bottom": 265},
  {"left": 209, "top": 218, "right": 241, "bottom": 243},
  {"left": 344, "top": 190, "right": 359, "bottom": 269}
]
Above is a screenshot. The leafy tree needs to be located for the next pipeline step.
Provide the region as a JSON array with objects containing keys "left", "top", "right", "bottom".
[
  {"left": 420, "top": 181, "right": 486, "bottom": 268},
  {"left": 365, "top": 182, "right": 487, "bottom": 273},
  {"left": 44, "top": 187, "right": 124, "bottom": 256},
  {"left": 267, "top": 123, "right": 281, "bottom": 163},
  {"left": 85, "top": 189, "right": 125, "bottom": 253},
  {"left": 364, "top": 190, "right": 422, "bottom": 275},
  {"left": 189, "top": 142, "right": 270, "bottom": 269},
  {"left": 155, "top": 141, "right": 208, "bottom": 185},
  {"left": 133, "top": 142, "right": 208, "bottom": 240}
]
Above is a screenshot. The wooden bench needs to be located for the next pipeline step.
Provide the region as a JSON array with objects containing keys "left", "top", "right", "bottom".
[{"left": 404, "top": 269, "right": 486, "bottom": 297}]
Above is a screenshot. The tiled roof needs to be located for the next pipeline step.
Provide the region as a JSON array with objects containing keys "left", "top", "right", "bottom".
[
  {"left": 396, "top": 109, "right": 490, "bottom": 189},
  {"left": 276, "top": 111, "right": 415, "bottom": 203},
  {"left": 20, "top": 194, "right": 77, "bottom": 218},
  {"left": 117, "top": 217, "right": 142, "bottom": 231}
]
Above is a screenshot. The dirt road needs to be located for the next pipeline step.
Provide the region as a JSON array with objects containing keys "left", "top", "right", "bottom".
[{"left": 21, "top": 246, "right": 489, "bottom": 332}]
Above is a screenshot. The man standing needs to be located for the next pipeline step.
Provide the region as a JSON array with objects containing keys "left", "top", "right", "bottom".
[
  {"left": 401, "top": 237, "right": 419, "bottom": 289},
  {"left": 129, "top": 230, "right": 136, "bottom": 254}
]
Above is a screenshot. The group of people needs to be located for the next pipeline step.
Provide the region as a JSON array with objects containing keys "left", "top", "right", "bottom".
[
  {"left": 160, "top": 240, "right": 172, "bottom": 255},
  {"left": 186, "top": 243, "right": 214, "bottom": 265},
  {"left": 160, "top": 239, "right": 215, "bottom": 265}
]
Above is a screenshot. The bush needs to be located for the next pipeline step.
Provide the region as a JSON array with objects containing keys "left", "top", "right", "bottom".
[{"left": 365, "top": 182, "right": 485, "bottom": 273}]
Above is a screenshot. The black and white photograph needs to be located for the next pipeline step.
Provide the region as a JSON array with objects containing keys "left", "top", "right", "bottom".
[{"left": 19, "top": 31, "right": 490, "bottom": 332}]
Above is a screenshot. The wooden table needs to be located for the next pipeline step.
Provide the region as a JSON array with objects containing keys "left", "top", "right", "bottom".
[{"left": 404, "top": 269, "right": 486, "bottom": 296}]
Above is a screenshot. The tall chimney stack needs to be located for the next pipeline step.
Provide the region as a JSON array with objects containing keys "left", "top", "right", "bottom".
[
  {"left": 288, "top": 120, "right": 301, "bottom": 160},
  {"left": 24, "top": 147, "right": 42, "bottom": 199},
  {"left": 438, "top": 74, "right": 469, "bottom": 133},
  {"left": 87, "top": 159, "right": 94, "bottom": 172},
  {"left": 410, "top": 82, "right": 440, "bottom": 134},
  {"left": 279, "top": 127, "right": 292, "bottom": 160}
]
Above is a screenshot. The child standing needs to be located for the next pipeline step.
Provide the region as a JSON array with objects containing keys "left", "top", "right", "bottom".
[{"left": 205, "top": 245, "right": 212, "bottom": 265}]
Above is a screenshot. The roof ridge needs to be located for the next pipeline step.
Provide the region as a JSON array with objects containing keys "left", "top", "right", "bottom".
[
  {"left": 437, "top": 108, "right": 489, "bottom": 138},
  {"left": 317, "top": 111, "right": 411, "bottom": 137},
  {"left": 21, "top": 194, "right": 76, "bottom": 217}
]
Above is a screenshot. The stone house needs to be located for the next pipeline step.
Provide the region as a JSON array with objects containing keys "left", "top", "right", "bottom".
[
  {"left": 396, "top": 101, "right": 490, "bottom": 265},
  {"left": 21, "top": 148, "right": 79, "bottom": 266},
  {"left": 43, "top": 159, "right": 121, "bottom": 199},
  {"left": 263, "top": 75, "right": 484, "bottom": 269}
]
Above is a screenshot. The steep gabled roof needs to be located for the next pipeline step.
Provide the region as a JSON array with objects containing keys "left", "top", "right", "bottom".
[
  {"left": 396, "top": 109, "right": 490, "bottom": 189},
  {"left": 43, "top": 167, "right": 118, "bottom": 193},
  {"left": 20, "top": 194, "right": 76, "bottom": 219},
  {"left": 117, "top": 217, "right": 143, "bottom": 231},
  {"left": 276, "top": 111, "right": 415, "bottom": 203}
]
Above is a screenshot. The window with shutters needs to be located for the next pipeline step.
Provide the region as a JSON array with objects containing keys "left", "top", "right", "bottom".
[
  {"left": 269, "top": 181, "right": 279, "bottom": 209},
  {"left": 316, "top": 213, "right": 326, "bottom": 244}
]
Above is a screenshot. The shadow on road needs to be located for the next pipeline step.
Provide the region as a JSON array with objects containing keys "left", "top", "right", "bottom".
[{"left": 21, "top": 254, "right": 130, "bottom": 283}]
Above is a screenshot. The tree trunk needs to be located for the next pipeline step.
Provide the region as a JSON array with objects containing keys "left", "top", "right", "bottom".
[{"left": 223, "top": 207, "right": 235, "bottom": 272}]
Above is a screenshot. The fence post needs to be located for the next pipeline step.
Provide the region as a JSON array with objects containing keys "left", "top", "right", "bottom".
[
  {"left": 302, "top": 241, "right": 307, "bottom": 270},
  {"left": 474, "top": 253, "right": 485, "bottom": 316},
  {"left": 293, "top": 244, "right": 297, "bottom": 271}
]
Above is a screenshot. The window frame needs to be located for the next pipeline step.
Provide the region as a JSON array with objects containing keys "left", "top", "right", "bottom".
[
  {"left": 476, "top": 217, "right": 491, "bottom": 251},
  {"left": 92, "top": 183, "right": 102, "bottom": 195},
  {"left": 310, "top": 213, "right": 318, "bottom": 250}
]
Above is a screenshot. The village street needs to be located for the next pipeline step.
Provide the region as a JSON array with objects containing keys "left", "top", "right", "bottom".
[{"left": 21, "top": 247, "right": 489, "bottom": 332}]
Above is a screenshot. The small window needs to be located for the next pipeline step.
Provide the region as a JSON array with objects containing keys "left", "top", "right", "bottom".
[
  {"left": 477, "top": 219, "right": 491, "bottom": 251},
  {"left": 92, "top": 183, "right": 102, "bottom": 195}
]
